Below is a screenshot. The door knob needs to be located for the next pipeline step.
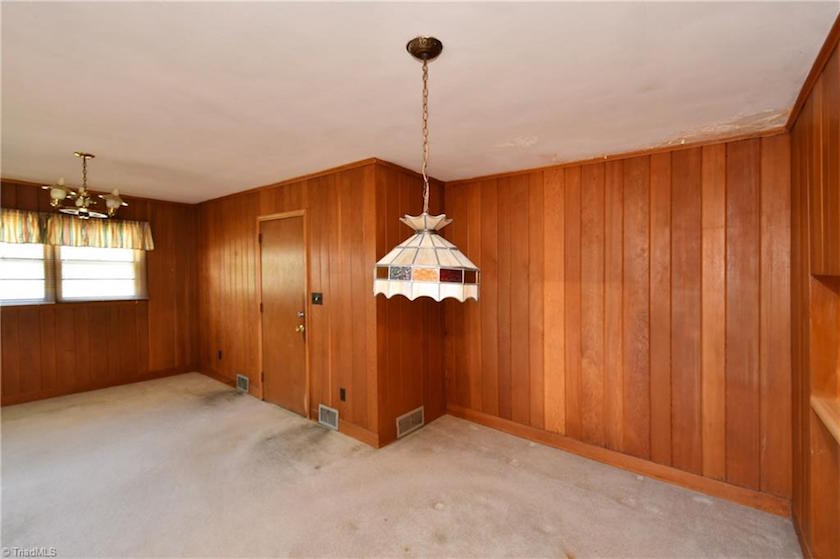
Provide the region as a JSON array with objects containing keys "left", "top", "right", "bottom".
[{"left": 296, "top": 324, "right": 305, "bottom": 333}]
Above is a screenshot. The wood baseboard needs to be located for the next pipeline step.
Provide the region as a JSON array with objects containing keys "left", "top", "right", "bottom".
[
  {"left": 199, "top": 370, "right": 237, "bottom": 388},
  {"left": 792, "top": 510, "right": 813, "bottom": 558},
  {"left": 0, "top": 368, "right": 189, "bottom": 406},
  {"left": 338, "top": 419, "right": 380, "bottom": 448},
  {"left": 447, "top": 404, "right": 791, "bottom": 517}
]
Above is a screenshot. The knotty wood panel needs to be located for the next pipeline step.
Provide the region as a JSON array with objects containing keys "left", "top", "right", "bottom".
[
  {"left": 1, "top": 180, "right": 198, "bottom": 405},
  {"left": 443, "top": 134, "right": 792, "bottom": 507},
  {"left": 791, "top": 31, "right": 840, "bottom": 558}
]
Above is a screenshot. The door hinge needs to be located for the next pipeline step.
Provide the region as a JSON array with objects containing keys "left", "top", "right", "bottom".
[
  {"left": 261, "top": 371, "right": 264, "bottom": 383},
  {"left": 258, "top": 233, "right": 263, "bottom": 244},
  {"left": 259, "top": 302, "right": 264, "bottom": 313}
]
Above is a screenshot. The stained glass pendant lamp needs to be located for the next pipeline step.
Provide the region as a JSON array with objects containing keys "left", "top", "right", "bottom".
[{"left": 373, "top": 37, "right": 480, "bottom": 302}]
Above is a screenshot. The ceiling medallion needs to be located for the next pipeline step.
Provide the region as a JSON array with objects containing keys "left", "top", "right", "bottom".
[
  {"left": 42, "top": 152, "right": 127, "bottom": 219},
  {"left": 373, "top": 37, "right": 480, "bottom": 303}
]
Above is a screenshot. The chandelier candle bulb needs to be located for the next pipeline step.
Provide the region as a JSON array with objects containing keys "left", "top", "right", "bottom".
[{"left": 372, "top": 36, "right": 479, "bottom": 303}]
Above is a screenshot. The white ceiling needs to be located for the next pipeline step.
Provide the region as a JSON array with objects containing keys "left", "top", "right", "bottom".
[{"left": 2, "top": 2, "right": 838, "bottom": 204}]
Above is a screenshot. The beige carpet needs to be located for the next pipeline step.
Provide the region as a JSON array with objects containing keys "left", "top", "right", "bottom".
[{"left": 1, "top": 373, "right": 800, "bottom": 558}]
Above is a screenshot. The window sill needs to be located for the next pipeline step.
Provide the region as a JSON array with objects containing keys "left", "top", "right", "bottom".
[{"left": 1, "top": 298, "right": 149, "bottom": 308}]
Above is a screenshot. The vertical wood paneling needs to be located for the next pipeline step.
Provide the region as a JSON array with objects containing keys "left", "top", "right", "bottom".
[
  {"left": 444, "top": 133, "right": 791, "bottom": 510},
  {"left": 649, "top": 152, "right": 672, "bottom": 465},
  {"left": 481, "top": 180, "right": 500, "bottom": 416},
  {"left": 564, "top": 167, "right": 582, "bottom": 440},
  {"left": 670, "top": 147, "right": 703, "bottom": 474},
  {"left": 528, "top": 172, "right": 545, "bottom": 430},
  {"left": 622, "top": 156, "right": 651, "bottom": 459},
  {"left": 497, "top": 178, "right": 513, "bottom": 420},
  {"left": 725, "top": 139, "right": 762, "bottom": 490},
  {"left": 580, "top": 163, "right": 605, "bottom": 446},
  {"left": 791, "top": 37, "right": 839, "bottom": 558},
  {"left": 543, "top": 169, "right": 565, "bottom": 434},
  {"left": 468, "top": 181, "right": 483, "bottom": 412},
  {"left": 760, "top": 134, "right": 792, "bottom": 498},
  {"left": 1, "top": 181, "right": 198, "bottom": 405},
  {"left": 509, "top": 176, "right": 531, "bottom": 424},
  {"left": 604, "top": 160, "right": 623, "bottom": 451},
  {"left": 701, "top": 143, "right": 727, "bottom": 481}
]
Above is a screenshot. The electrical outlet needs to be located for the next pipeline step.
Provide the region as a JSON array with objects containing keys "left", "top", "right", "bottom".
[{"left": 340, "top": 387, "right": 346, "bottom": 402}]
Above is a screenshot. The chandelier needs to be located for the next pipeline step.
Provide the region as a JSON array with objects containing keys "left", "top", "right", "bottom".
[
  {"left": 42, "top": 152, "right": 127, "bottom": 219},
  {"left": 373, "top": 37, "right": 480, "bottom": 302}
]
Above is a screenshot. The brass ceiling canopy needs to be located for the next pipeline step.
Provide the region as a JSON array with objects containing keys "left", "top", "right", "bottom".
[{"left": 406, "top": 36, "right": 443, "bottom": 61}]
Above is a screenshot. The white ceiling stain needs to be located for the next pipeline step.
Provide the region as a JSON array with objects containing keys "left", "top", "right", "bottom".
[{"left": 1, "top": 2, "right": 837, "bottom": 203}]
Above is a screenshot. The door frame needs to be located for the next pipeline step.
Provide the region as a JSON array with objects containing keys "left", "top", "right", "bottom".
[{"left": 256, "top": 209, "right": 311, "bottom": 417}]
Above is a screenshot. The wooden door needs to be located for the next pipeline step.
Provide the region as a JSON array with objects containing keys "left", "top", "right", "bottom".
[{"left": 260, "top": 215, "right": 307, "bottom": 416}]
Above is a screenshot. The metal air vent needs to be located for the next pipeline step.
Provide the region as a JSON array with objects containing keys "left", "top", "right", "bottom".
[
  {"left": 396, "top": 406, "right": 425, "bottom": 438},
  {"left": 319, "top": 404, "right": 339, "bottom": 430},
  {"left": 235, "top": 374, "right": 249, "bottom": 393}
]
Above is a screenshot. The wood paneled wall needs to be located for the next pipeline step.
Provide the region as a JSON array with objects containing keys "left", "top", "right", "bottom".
[
  {"left": 375, "top": 164, "right": 446, "bottom": 443},
  {"left": 1, "top": 180, "right": 198, "bottom": 405},
  {"left": 791, "top": 28, "right": 840, "bottom": 559},
  {"left": 443, "top": 134, "right": 792, "bottom": 511},
  {"left": 196, "top": 160, "right": 444, "bottom": 446}
]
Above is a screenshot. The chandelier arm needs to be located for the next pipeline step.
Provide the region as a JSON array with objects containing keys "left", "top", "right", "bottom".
[{"left": 421, "top": 59, "right": 430, "bottom": 215}]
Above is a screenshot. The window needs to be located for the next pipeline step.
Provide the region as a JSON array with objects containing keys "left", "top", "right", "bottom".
[
  {"left": 0, "top": 243, "right": 147, "bottom": 304},
  {"left": 0, "top": 242, "right": 53, "bottom": 304},
  {"left": 56, "top": 246, "right": 147, "bottom": 301}
]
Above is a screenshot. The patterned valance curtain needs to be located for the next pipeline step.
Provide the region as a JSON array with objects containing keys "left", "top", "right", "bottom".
[
  {"left": 0, "top": 209, "right": 155, "bottom": 250},
  {"left": 0, "top": 208, "right": 45, "bottom": 244}
]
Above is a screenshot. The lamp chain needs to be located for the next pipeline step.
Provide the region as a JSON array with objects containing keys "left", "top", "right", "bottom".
[
  {"left": 82, "top": 156, "right": 88, "bottom": 189},
  {"left": 421, "top": 58, "right": 430, "bottom": 215}
]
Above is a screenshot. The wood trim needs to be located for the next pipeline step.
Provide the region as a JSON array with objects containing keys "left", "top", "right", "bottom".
[
  {"left": 257, "top": 209, "right": 306, "bottom": 222},
  {"left": 793, "top": 512, "right": 815, "bottom": 559},
  {"left": 786, "top": 13, "right": 840, "bottom": 130},
  {"left": 200, "top": 369, "right": 237, "bottom": 388},
  {"left": 338, "top": 419, "right": 380, "bottom": 448},
  {"left": 446, "top": 404, "right": 791, "bottom": 517},
  {"left": 256, "top": 210, "right": 311, "bottom": 417},
  {"left": 204, "top": 158, "right": 436, "bottom": 205},
  {"left": 2, "top": 367, "right": 191, "bottom": 406},
  {"left": 203, "top": 159, "right": 379, "bottom": 204},
  {"left": 446, "top": 128, "right": 787, "bottom": 188},
  {"left": 810, "top": 396, "right": 840, "bottom": 446}
]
